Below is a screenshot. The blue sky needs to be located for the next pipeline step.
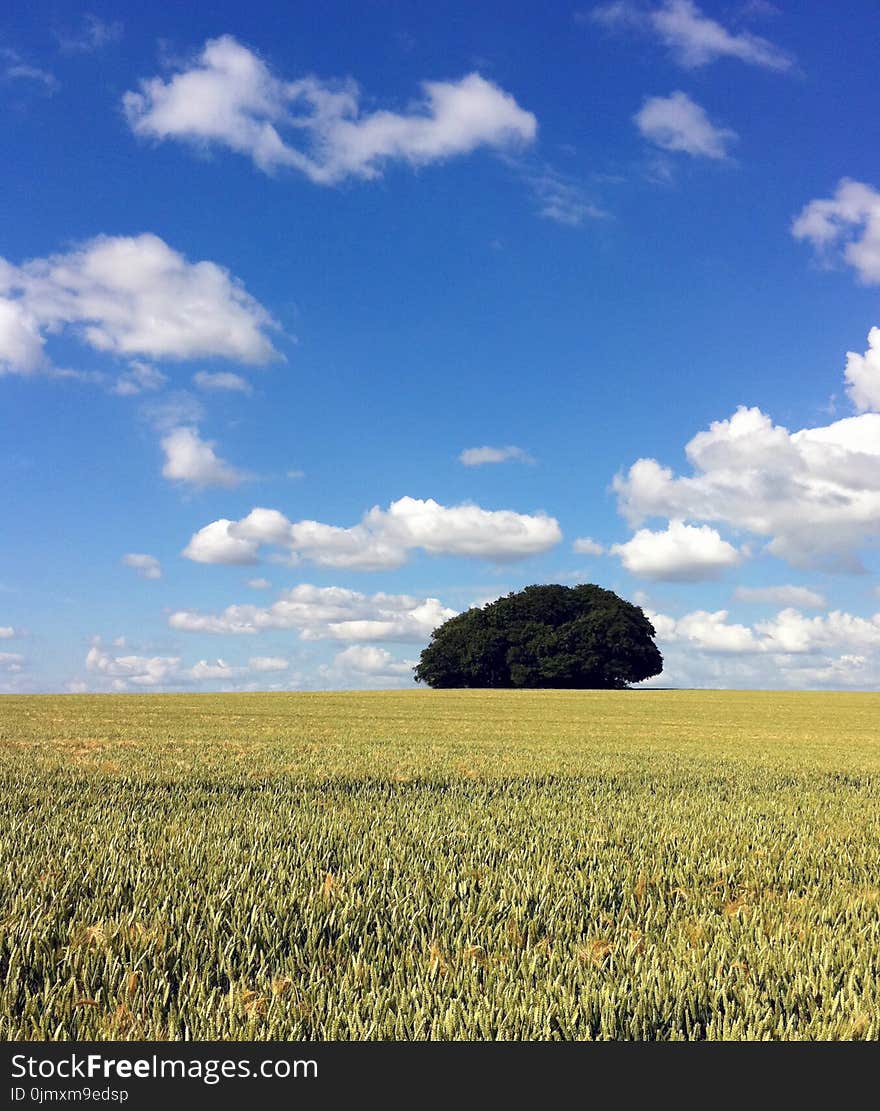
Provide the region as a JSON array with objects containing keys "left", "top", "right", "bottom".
[{"left": 2, "top": 1, "right": 880, "bottom": 691}]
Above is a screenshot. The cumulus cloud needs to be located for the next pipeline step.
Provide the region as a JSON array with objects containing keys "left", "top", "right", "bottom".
[
  {"left": 614, "top": 405, "right": 880, "bottom": 571},
  {"left": 168, "top": 583, "right": 457, "bottom": 642},
  {"left": 643, "top": 605, "right": 880, "bottom": 689},
  {"left": 332, "top": 644, "right": 414, "bottom": 677},
  {"left": 590, "top": 0, "right": 792, "bottom": 70},
  {"left": 122, "top": 553, "right": 162, "bottom": 580},
  {"left": 0, "top": 297, "right": 45, "bottom": 373},
  {"left": 183, "top": 519, "right": 261, "bottom": 564},
  {"left": 792, "top": 180, "right": 880, "bottom": 286},
  {"left": 247, "top": 577, "right": 272, "bottom": 589},
  {"left": 0, "top": 626, "right": 17, "bottom": 639},
  {"left": 458, "top": 445, "right": 534, "bottom": 466},
  {"left": 733, "top": 585, "right": 825, "bottom": 608},
  {"left": 193, "top": 370, "right": 253, "bottom": 393},
  {"left": 86, "top": 645, "right": 181, "bottom": 687},
  {"left": 183, "top": 497, "right": 561, "bottom": 570},
  {"left": 84, "top": 643, "right": 292, "bottom": 690},
  {"left": 844, "top": 327, "right": 880, "bottom": 412},
  {"left": 124, "top": 36, "right": 536, "bottom": 184},
  {"left": 572, "top": 537, "right": 605, "bottom": 556},
  {"left": 0, "top": 233, "right": 279, "bottom": 375},
  {"left": 160, "top": 426, "right": 246, "bottom": 488},
  {"left": 755, "top": 608, "right": 880, "bottom": 655},
  {"left": 634, "top": 92, "right": 736, "bottom": 160},
  {"left": 611, "top": 520, "right": 743, "bottom": 581},
  {"left": 649, "top": 608, "right": 759, "bottom": 652}
]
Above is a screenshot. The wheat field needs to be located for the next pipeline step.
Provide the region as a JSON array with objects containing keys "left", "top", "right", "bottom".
[{"left": 2, "top": 689, "right": 879, "bottom": 1040}]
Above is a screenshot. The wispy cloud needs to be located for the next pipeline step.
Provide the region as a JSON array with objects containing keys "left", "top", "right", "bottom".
[
  {"left": 521, "top": 162, "right": 609, "bottom": 226},
  {"left": 56, "top": 14, "right": 123, "bottom": 54},
  {"left": 1, "top": 49, "right": 58, "bottom": 93},
  {"left": 588, "top": 0, "right": 793, "bottom": 71}
]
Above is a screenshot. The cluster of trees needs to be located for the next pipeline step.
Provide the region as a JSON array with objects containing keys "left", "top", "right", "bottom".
[{"left": 414, "top": 583, "right": 662, "bottom": 689}]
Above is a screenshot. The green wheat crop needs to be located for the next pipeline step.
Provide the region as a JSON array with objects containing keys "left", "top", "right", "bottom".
[{"left": 1, "top": 689, "right": 879, "bottom": 1040}]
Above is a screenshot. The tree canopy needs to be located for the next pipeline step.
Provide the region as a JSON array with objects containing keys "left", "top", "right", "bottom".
[{"left": 413, "top": 583, "right": 663, "bottom": 689}]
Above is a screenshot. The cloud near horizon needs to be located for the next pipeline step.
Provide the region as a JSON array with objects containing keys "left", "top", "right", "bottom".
[
  {"left": 84, "top": 643, "right": 292, "bottom": 690},
  {"left": 168, "top": 583, "right": 457, "bottom": 642},
  {"left": 644, "top": 604, "right": 880, "bottom": 689}
]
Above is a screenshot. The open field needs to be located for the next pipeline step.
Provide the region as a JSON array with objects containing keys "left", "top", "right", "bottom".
[{"left": 2, "top": 689, "right": 880, "bottom": 1040}]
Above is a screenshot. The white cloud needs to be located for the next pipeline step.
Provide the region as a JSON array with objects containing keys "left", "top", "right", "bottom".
[
  {"left": 611, "top": 520, "right": 742, "bottom": 581},
  {"left": 0, "top": 233, "right": 279, "bottom": 375},
  {"left": 844, "top": 328, "right": 880, "bottom": 412},
  {"left": 183, "top": 496, "right": 561, "bottom": 570},
  {"left": 122, "top": 553, "right": 162, "bottom": 580},
  {"left": 185, "top": 659, "right": 246, "bottom": 681},
  {"left": 332, "top": 644, "right": 414, "bottom": 677},
  {"left": 649, "top": 608, "right": 759, "bottom": 652},
  {"left": 643, "top": 605, "right": 880, "bottom": 689},
  {"left": 84, "top": 643, "right": 292, "bottom": 690},
  {"left": 248, "top": 656, "right": 289, "bottom": 671},
  {"left": 112, "top": 361, "right": 167, "bottom": 396},
  {"left": 0, "top": 626, "right": 17, "bottom": 639},
  {"left": 733, "top": 585, "right": 825, "bottom": 608},
  {"left": 755, "top": 608, "right": 880, "bottom": 655},
  {"left": 792, "top": 180, "right": 880, "bottom": 285},
  {"left": 247, "top": 577, "right": 272, "bottom": 589},
  {"left": 634, "top": 92, "right": 736, "bottom": 160},
  {"left": 124, "top": 36, "right": 536, "bottom": 184},
  {"left": 86, "top": 645, "right": 180, "bottom": 687},
  {"left": 193, "top": 370, "right": 253, "bottom": 394},
  {"left": 614, "top": 405, "right": 880, "bottom": 571},
  {"left": 160, "top": 426, "right": 246, "bottom": 488},
  {"left": 169, "top": 583, "right": 457, "bottom": 643},
  {"left": 0, "top": 652, "right": 24, "bottom": 673},
  {"left": 0, "top": 297, "right": 45, "bottom": 373},
  {"left": 459, "top": 445, "right": 534, "bottom": 466},
  {"left": 572, "top": 537, "right": 605, "bottom": 556},
  {"left": 591, "top": 0, "right": 792, "bottom": 70},
  {"left": 183, "top": 519, "right": 261, "bottom": 564}
]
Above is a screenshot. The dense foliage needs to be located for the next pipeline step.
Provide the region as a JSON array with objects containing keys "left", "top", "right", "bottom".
[
  {"left": 3, "top": 690, "right": 880, "bottom": 1040},
  {"left": 414, "top": 583, "right": 663, "bottom": 689}
]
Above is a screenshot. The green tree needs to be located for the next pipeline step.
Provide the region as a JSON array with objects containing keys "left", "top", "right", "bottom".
[{"left": 413, "top": 584, "right": 662, "bottom": 689}]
